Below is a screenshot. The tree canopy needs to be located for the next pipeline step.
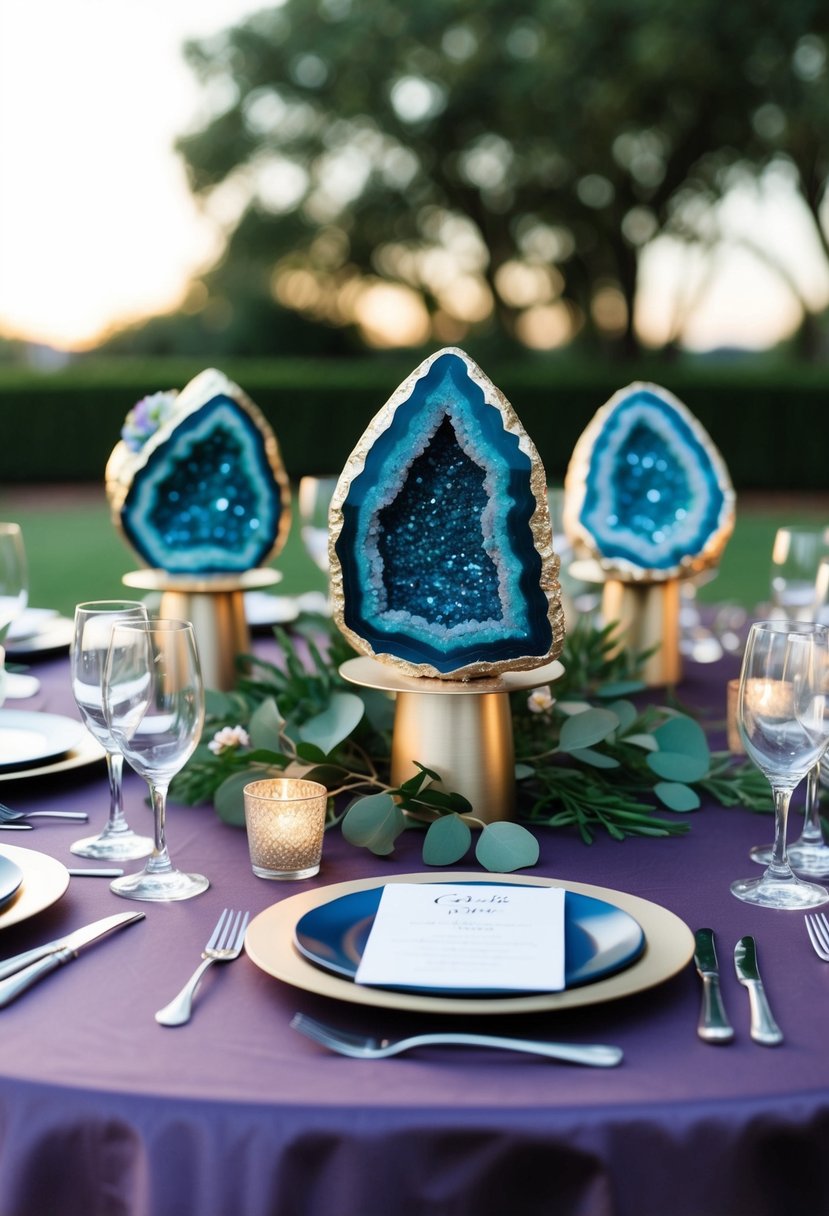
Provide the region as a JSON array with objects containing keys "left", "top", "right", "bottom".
[{"left": 174, "top": 0, "right": 829, "bottom": 358}]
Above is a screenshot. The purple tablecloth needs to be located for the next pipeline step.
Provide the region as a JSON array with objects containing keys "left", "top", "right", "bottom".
[{"left": 0, "top": 642, "right": 826, "bottom": 1216}]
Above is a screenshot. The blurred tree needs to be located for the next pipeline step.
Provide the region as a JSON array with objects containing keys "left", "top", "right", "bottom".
[{"left": 175, "top": 0, "right": 829, "bottom": 358}]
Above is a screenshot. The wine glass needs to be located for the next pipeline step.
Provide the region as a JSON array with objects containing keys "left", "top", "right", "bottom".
[
  {"left": 70, "top": 601, "right": 154, "bottom": 861},
  {"left": 103, "top": 618, "right": 209, "bottom": 902},
  {"left": 732, "top": 620, "right": 829, "bottom": 908},
  {"left": 298, "top": 476, "right": 339, "bottom": 574},
  {"left": 770, "top": 526, "right": 829, "bottom": 621},
  {"left": 0, "top": 522, "right": 38, "bottom": 700}
]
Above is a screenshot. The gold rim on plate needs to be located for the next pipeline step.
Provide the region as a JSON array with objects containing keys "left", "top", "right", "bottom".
[
  {"left": 0, "top": 843, "right": 70, "bottom": 929},
  {"left": 0, "top": 732, "right": 105, "bottom": 783},
  {"left": 244, "top": 870, "right": 695, "bottom": 1016}
]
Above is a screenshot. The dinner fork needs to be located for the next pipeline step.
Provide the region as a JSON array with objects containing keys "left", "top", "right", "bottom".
[
  {"left": 804, "top": 912, "right": 829, "bottom": 961},
  {"left": 290, "top": 1013, "right": 623, "bottom": 1067},
  {"left": 155, "top": 909, "right": 250, "bottom": 1027},
  {"left": 0, "top": 804, "right": 88, "bottom": 823}
]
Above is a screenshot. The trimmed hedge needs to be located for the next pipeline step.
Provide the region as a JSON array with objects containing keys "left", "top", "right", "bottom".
[{"left": 2, "top": 356, "right": 827, "bottom": 490}]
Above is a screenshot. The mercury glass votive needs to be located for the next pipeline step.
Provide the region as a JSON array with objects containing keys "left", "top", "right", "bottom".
[{"left": 243, "top": 779, "right": 328, "bottom": 880}]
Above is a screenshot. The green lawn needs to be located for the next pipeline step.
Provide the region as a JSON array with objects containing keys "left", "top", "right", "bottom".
[{"left": 0, "top": 483, "right": 824, "bottom": 620}]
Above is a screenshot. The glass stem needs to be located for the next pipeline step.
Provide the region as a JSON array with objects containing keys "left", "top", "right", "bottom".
[
  {"left": 767, "top": 784, "right": 795, "bottom": 879},
  {"left": 105, "top": 750, "right": 128, "bottom": 833},
  {"left": 799, "top": 763, "right": 825, "bottom": 847},
  {"left": 145, "top": 781, "right": 173, "bottom": 874}
]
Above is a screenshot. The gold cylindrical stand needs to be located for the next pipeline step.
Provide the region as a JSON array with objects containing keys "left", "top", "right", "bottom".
[
  {"left": 340, "top": 656, "right": 564, "bottom": 824},
  {"left": 122, "top": 568, "right": 280, "bottom": 691},
  {"left": 601, "top": 577, "right": 682, "bottom": 687}
]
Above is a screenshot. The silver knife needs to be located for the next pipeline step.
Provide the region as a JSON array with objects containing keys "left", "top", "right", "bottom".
[
  {"left": 693, "top": 928, "right": 734, "bottom": 1043},
  {"left": 0, "top": 911, "right": 144, "bottom": 1007},
  {"left": 734, "top": 935, "right": 783, "bottom": 1046}
]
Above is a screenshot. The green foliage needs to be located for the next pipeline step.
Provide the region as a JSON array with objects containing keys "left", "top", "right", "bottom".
[
  {"left": 172, "top": 0, "right": 829, "bottom": 359},
  {"left": 171, "top": 615, "right": 772, "bottom": 867}
]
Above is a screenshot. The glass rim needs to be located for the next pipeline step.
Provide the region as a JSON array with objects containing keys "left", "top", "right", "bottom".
[
  {"left": 110, "top": 617, "right": 194, "bottom": 632},
  {"left": 243, "top": 777, "right": 328, "bottom": 803},
  {"left": 750, "top": 619, "right": 828, "bottom": 636},
  {"left": 75, "top": 599, "right": 148, "bottom": 614}
]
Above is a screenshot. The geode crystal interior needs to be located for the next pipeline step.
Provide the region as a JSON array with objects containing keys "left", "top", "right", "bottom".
[
  {"left": 329, "top": 347, "right": 564, "bottom": 679},
  {"left": 106, "top": 369, "right": 290, "bottom": 575},
  {"left": 564, "top": 382, "right": 734, "bottom": 579}
]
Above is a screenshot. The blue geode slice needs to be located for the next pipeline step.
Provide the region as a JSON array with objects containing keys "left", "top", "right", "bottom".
[
  {"left": 329, "top": 347, "right": 564, "bottom": 679},
  {"left": 106, "top": 369, "right": 290, "bottom": 574},
  {"left": 564, "top": 382, "right": 734, "bottom": 579}
]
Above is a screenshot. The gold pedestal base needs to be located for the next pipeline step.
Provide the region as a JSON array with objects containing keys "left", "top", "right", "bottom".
[
  {"left": 340, "top": 656, "right": 564, "bottom": 824},
  {"left": 601, "top": 577, "right": 682, "bottom": 687},
  {"left": 122, "top": 568, "right": 280, "bottom": 691}
]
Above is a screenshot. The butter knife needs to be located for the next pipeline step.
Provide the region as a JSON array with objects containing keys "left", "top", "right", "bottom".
[
  {"left": 0, "top": 911, "right": 144, "bottom": 1007},
  {"left": 734, "top": 935, "right": 783, "bottom": 1046},
  {"left": 693, "top": 928, "right": 734, "bottom": 1043}
]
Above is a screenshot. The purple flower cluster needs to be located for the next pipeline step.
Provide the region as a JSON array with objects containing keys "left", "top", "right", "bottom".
[{"left": 121, "top": 390, "right": 178, "bottom": 452}]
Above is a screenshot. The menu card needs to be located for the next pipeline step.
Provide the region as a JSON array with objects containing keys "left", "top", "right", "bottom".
[{"left": 355, "top": 883, "right": 566, "bottom": 991}]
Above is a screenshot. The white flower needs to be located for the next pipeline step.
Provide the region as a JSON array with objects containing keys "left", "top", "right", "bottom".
[
  {"left": 527, "top": 686, "right": 555, "bottom": 714},
  {"left": 208, "top": 725, "right": 251, "bottom": 755}
]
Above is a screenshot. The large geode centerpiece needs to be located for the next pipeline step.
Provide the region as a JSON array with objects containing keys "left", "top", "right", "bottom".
[
  {"left": 106, "top": 369, "right": 291, "bottom": 575},
  {"left": 329, "top": 347, "right": 564, "bottom": 680},
  {"left": 564, "top": 382, "right": 735, "bottom": 581}
]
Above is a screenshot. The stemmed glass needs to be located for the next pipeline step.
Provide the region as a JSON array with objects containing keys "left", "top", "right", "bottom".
[
  {"left": 770, "top": 526, "right": 829, "bottom": 621},
  {"left": 70, "top": 601, "right": 154, "bottom": 860},
  {"left": 103, "top": 618, "right": 209, "bottom": 902},
  {"left": 732, "top": 620, "right": 829, "bottom": 909},
  {"left": 0, "top": 522, "right": 38, "bottom": 699},
  {"left": 298, "top": 475, "right": 339, "bottom": 574}
]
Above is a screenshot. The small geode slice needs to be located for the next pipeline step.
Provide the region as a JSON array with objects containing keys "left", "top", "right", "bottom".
[
  {"left": 564, "top": 381, "right": 734, "bottom": 580},
  {"left": 106, "top": 368, "right": 290, "bottom": 574},
  {"left": 329, "top": 347, "right": 564, "bottom": 679}
]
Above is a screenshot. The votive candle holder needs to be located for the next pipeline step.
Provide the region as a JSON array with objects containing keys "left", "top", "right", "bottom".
[{"left": 243, "top": 778, "right": 328, "bottom": 880}]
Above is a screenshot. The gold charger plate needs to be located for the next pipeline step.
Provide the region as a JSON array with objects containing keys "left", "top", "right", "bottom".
[
  {"left": 0, "top": 843, "right": 70, "bottom": 929},
  {"left": 245, "top": 871, "right": 695, "bottom": 1016},
  {"left": 0, "top": 732, "right": 105, "bottom": 784}
]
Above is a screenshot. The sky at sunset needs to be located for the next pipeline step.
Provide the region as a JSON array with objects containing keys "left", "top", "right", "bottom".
[{"left": 0, "top": 0, "right": 826, "bottom": 354}]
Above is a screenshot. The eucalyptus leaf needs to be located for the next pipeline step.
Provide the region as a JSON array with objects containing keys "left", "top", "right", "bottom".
[
  {"left": 215, "top": 768, "right": 269, "bottom": 827},
  {"left": 299, "top": 692, "right": 365, "bottom": 756},
  {"left": 606, "top": 699, "right": 638, "bottom": 733},
  {"left": 646, "top": 750, "right": 710, "bottom": 782},
  {"left": 248, "top": 698, "right": 284, "bottom": 750},
  {"left": 654, "top": 715, "right": 710, "bottom": 762},
  {"left": 205, "top": 688, "right": 244, "bottom": 718},
  {"left": 624, "top": 733, "right": 658, "bottom": 751},
  {"left": 341, "top": 792, "right": 406, "bottom": 855},
  {"left": 295, "top": 740, "right": 328, "bottom": 763},
  {"left": 654, "top": 781, "right": 701, "bottom": 811},
  {"left": 515, "top": 763, "right": 535, "bottom": 780},
  {"left": 556, "top": 700, "right": 593, "bottom": 716},
  {"left": 559, "top": 707, "right": 619, "bottom": 752},
  {"left": 474, "top": 821, "right": 540, "bottom": 872},
  {"left": 595, "top": 679, "right": 647, "bottom": 698},
  {"left": 357, "top": 687, "right": 396, "bottom": 733},
  {"left": 570, "top": 747, "right": 621, "bottom": 769},
  {"left": 422, "top": 813, "right": 472, "bottom": 865}
]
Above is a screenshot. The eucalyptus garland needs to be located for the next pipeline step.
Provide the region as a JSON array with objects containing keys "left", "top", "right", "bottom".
[{"left": 170, "top": 614, "right": 770, "bottom": 873}]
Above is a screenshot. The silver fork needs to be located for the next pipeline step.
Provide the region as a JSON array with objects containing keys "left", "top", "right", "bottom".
[
  {"left": 805, "top": 912, "right": 829, "bottom": 960},
  {"left": 0, "top": 804, "right": 87, "bottom": 823},
  {"left": 155, "top": 909, "right": 250, "bottom": 1027},
  {"left": 290, "top": 1013, "right": 623, "bottom": 1067}
]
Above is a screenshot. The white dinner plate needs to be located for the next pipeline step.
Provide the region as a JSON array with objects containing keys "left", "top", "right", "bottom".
[
  {"left": 5, "top": 616, "right": 73, "bottom": 658},
  {"left": 0, "top": 843, "right": 70, "bottom": 929},
  {"left": 244, "top": 591, "right": 301, "bottom": 628},
  {"left": 0, "top": 711, "right": 84, "bottom": 770},
  {"left": 0, "top": 731, "right": 105, "bottom": 783},
  {"left": 245, "top": 871, "right": 695, "bottom": 1017}
]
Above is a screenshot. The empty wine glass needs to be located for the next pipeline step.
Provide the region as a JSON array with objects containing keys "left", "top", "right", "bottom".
[
  {"left": 103, "top": 618, "right": 208, "bottom": 902},
  {"left": 298, "top": 476, "right": 339, "bottom": 574},
  {"left": 70, "top": 601, "right": 154, "bottom": 861},
  {"left": 0, "top": 522, "right": 38, "bottom": 700},
  {"left": 770, "top": 526, "right": 829, "bottom": 621},
  {"left": 732, "top": 620, "right": 829, "bottom": 909}
]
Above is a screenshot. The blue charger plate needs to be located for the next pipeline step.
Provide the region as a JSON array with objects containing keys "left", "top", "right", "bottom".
[
  {"left": 294, "top": 882, "right": 645, "bottom": 996},
  {"left": 0, "top": 852, "right": 24, "bottom": 912}
]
